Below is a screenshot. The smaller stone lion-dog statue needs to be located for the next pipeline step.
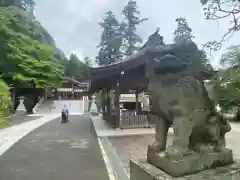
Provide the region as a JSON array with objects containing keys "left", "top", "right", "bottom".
[{"left": 146, "top": 41, "right": 236, "bottom": 177}]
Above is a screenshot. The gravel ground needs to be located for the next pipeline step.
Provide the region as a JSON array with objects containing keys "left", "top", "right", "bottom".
[{"left": 109, "top": 131, "right": 240, "bottom": 175}]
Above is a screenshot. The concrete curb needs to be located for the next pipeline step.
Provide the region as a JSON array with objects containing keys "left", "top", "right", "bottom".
[
  {"left": 98, "top": 138, "right": 118, "bottom": 180},
  {"left": 90, "top": 114, "right": 103, "bottom": 137},
  {"left": 90, "top": 114, "right": 129, "bottom": 180},
  {"left": 101, "top": 137, "right": 129, "bottom": 180},
  {"left": 89, "top": 114, "right": 98, "bottom": 137},
  {"left": 89, "top": 114, "right": 119, "bottom": 180}
]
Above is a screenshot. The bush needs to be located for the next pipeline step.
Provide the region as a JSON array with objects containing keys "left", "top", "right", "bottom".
[
  {"left": 23, "top": 94, "right": 37, "bottom": 114},
  {"left": 0, "top": 79, "right": 12, "bottom": 128}
]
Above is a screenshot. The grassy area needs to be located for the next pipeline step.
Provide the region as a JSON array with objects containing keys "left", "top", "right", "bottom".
[
  {"left": 0, "top": 111, "right": 11, "bottom": 129},
  {"left": 0, "top": 118, "right": 9, "bottom": 129}
]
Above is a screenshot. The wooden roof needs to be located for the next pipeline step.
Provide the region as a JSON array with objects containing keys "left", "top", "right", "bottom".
[
  {"left": 90, "top": 49, "right": 147, "bottom": 80},
  {"left": 89, "top": 32, "right": 214, "bottom": 93},
  {"left": 62, "top": 77, "right": 89, "bottom": 88}
]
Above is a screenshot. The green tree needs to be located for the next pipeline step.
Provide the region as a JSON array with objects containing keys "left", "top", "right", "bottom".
[
  {"left": 173, "top": 17, "right": 194, "bottom": 44},
  {"left": 121, "top": 0, "right": 147, "bottom": 56},
  {"left": 0, "top": 78, "right": 12, "bottom": 127},
  {"left": 210, "top": 45, "right": 240, "bottom": 110},
  {"left": 173, "top": 19, "right": 212, "bottom": 74},
  {"left": 96, "top": 11, "right": 122, "bottom": 66},
  {"left": 0, "top": 78, "right": 12, "bottom": 111},
  {"left": 20, "top": 0, "right": 35, "bottom": 10},
  {"left": 221, "top": 45, "right": 240, "bottom": 69},
  {"left": 0, "top": 0, "right": 35, "bottom": 10},
  {"left": 0, "top": 0, "right": 20, "bottom": 6},
  {"left": 84, "top": 56, "right": 93, "bottom": 67},
  {"left": 65, "top": 54, "right": 89, "bottom": 80},
  {"left": 0, "top": 6, "right": 65, "bottom": 88},
  {"left": 200, "top": 1, "right": 240, "bottom": 114}
]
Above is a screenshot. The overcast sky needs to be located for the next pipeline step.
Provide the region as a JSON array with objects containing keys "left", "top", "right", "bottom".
[{"left": 34, "top": 0, "right": 240, "bottom": 68}]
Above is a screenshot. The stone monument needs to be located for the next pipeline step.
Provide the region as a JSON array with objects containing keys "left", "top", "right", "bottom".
[
  {"left": 90, "top": 95, "right": 99, "bottom": 116},
  {"left": 15, "top": 96, "right": 26, "bottom": 114},
  {"left": 130, "top": 32, "right": 240, "bottom": 179}
]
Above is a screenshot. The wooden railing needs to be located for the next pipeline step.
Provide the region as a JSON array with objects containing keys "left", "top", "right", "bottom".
[{"left": 119, "top": 110, "right": 156, "bottom": 129}]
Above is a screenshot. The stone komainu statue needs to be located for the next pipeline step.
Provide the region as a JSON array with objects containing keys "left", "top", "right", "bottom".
[{"left": 145, "top": 37, "right": 238, "bottom": 176}]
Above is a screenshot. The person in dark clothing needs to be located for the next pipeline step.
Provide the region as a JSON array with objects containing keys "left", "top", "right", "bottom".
[{"left": 61, "top": 105, "right": 69, "bottom": 123}]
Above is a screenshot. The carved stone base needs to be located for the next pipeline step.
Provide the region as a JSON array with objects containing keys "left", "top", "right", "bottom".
[
  {"left": 130, "top": 158, "right": 240, "bottom": 180},
  {"left": 147, "top": 146, "right": 234, "bottom": 177}
]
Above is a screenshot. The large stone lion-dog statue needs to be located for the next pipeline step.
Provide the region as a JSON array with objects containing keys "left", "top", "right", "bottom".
[{"left": 146, "top": 41, "right": 236, "bottom": 160}]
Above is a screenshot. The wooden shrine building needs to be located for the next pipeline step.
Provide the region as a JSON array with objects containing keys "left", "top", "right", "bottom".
[
  {"left": 45, "top": 77, "right": 89, "bottom": 100},
  {"left": 89, "top": 29, "right": 213, "bottom": 129}
]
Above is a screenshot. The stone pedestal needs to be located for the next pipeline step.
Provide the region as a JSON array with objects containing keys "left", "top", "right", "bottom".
[
  {"left": 90, "top": 100, "right": 98, "bottom": 113},
  {"left": 130, "top": 158, "right": 240, "bottom": 180},
  {"left": 147, "top": 146, "right": 234, "bottom": 177},
  {"left": 15, "top": 97, "right": 26, "bottom": 114}
]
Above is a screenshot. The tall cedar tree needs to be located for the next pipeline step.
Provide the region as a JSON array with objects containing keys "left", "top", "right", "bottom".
[
  {"left": 173, "top": 17, "right": 213, "bottom": 75},
  {"left": 0, "top": 0, "right": 35, "bottom": 10},
  {"left": 84, "top": 57, "right": 93, "bottom": 67},
  {"left": 173, "top": 17, "right": 194, "bottom": 44},
  {"left": 96, "top": 11, "right": 122, "bottom": 66},
  {"left": 121, "top": 0, "right": 147, "bottom": 56},
  {"left": 65, "top": 54, "right": 89, "bottom": 80}
]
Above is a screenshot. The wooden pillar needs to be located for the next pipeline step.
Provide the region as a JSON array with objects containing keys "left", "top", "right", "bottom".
[
  {"left": 106, "top": 88, "right": 111, "bottom": 117},
  {"left": 145, "top": 57, "right": 155, "bottom": 124},
  {"left": 114, "top": 82, "right": 120, "bottom": 128},
  {"left": 12, "top": 88, "right": 16, "bottom": 113},
  {"left": 102, "top": 88, "right": 110, "bottom": 123},
  {"left": 101, "top": 88, "right": 107, "bottom": 122},
  {"left": 135, "top": 91, "right": 139, "bottom": 115},
  {"left": 101, "top": 89, "right": 106, "bottom": 113},
  {"left": 88, "top": 92, "right": 93, "bottom": 112}
]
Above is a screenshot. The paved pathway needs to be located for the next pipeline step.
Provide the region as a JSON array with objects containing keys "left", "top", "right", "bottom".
[
  {"left": 7, "top": 114, "right": 42, "bottom": 127},
  {"left": 0, "top": 113, "right": 60, "bottom": 156},
  {"left": 0, "top": 115, "right": 109, "bottom": 180}
]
